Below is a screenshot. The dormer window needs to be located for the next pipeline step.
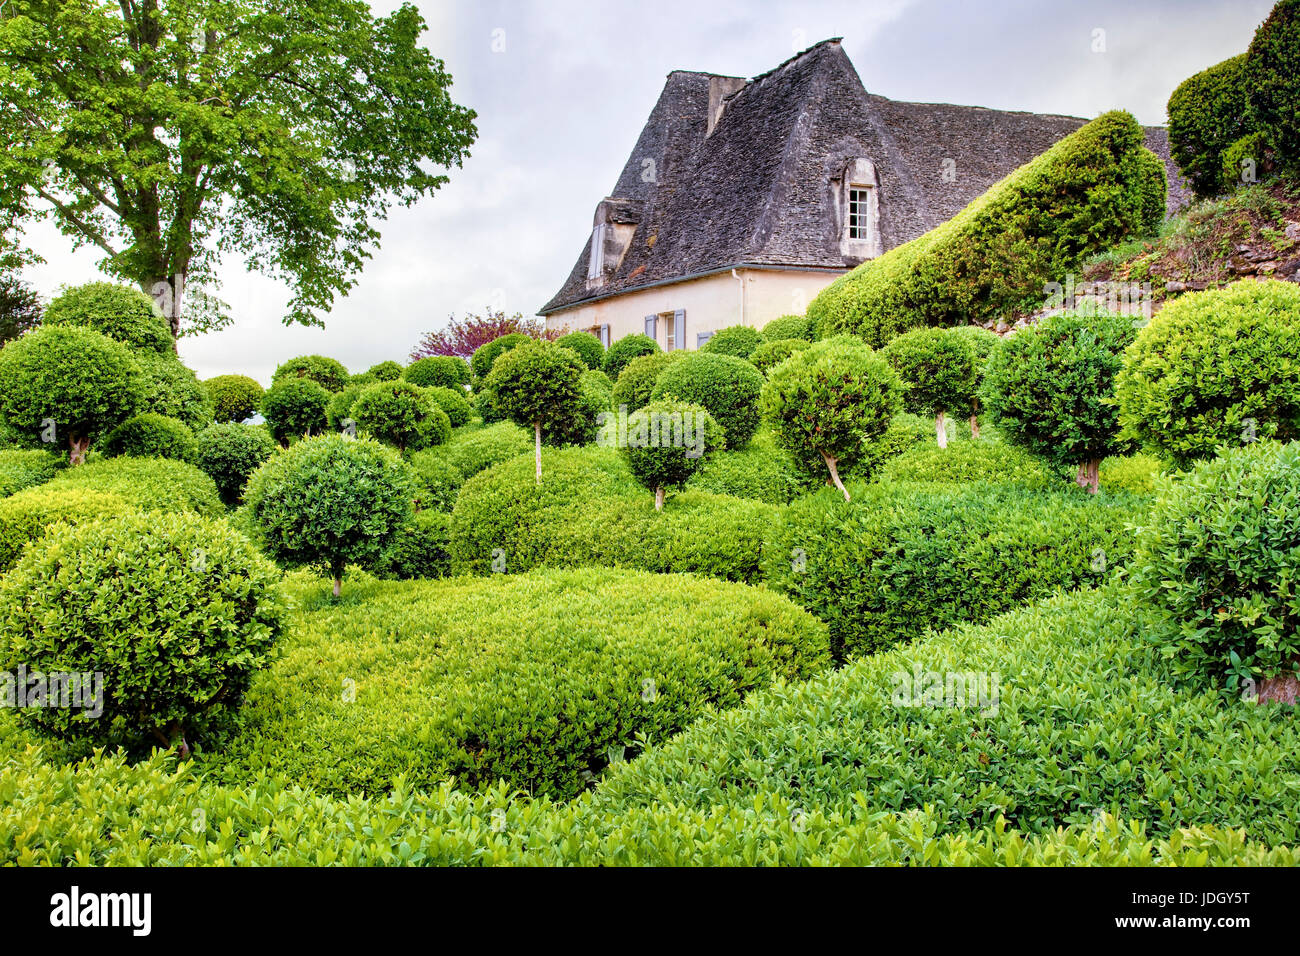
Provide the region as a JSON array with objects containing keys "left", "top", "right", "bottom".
[
  {"left": 587, "top": 223, "right": 609, "bottom": 280},
  {"left": 848, "top": 186, "right": 872, "bottom": 240},
  {"left": 839, "top": 159, "right": 881, "bottom": 259}
]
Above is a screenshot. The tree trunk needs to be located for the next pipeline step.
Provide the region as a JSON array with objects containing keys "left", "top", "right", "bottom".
[
  {"left": 333, "top": 576, "right": 342, "bottom": 598},
  {"left": 147, "top": 272, "right": 185, "bottom": 350},
  {"left": 1075, "top": 458, "right": 1100, "bottom": 495},
  {"left": 936, "top": 411, "right": 948, "bottom": 449},
  {"left": 822, "top": 452, "right": 850, "bottom": 501},
  {"left": 534, "top": 421, "right": 542, "bottom": 485},
  {"left": 969, "top": 415, "right": 980, "bottom": 439},
  {"left": 68, "top": 434, "right": 90, "bottom": 466},
  {"left": 654, "top": 486, "right": 664, "bottom": 511}
]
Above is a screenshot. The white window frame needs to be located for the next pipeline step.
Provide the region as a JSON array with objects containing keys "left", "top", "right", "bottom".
[
  {"left": 587, "top": 223, "right": 609, "bottom": 280},
  {"left": 847, "top": 186, "right": 872, "bottom": 240}
]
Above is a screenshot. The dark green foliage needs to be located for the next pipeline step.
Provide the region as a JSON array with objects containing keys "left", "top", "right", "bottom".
[
  {"left": 609, "top": 351, "right": 684, "bottom": 411},
  {"left": 366, "top": 360, "right": 403, "bottom": 381},
  {"left": 325, "top": 382, "right": 365, "bottom": 432},
  {"left": 194, "top": 422, "right": 277, "bottom": 506},
  {"left": 686, "top": 430, "right": 817, "bottom": 504},
  {"left": 1116, "top": 280, "right": 1300, "bottom": 467},
  {"left": 621, "top": 400, "right": 723, "bottom": 506},
  {"left": 1130, "top": 441, "right": 1300, "bottom": 698},
  {"left": 424, "top": 385, "right": 472, "bottom": 428},
  {"left": 881, "top": 327, "right": 978, "bottom": 420},
  {"left": 134, "top": 352, "right": 213, "bottom": 432},
  {"left": 271, "top": 355, "right": 350, "bottom": 393},
  {"left": 0, "top": 511, "right": 287, "bottom": 750},
  {"left": 651, "top": 351, "right": 764, "bottom": 449},
  {"left": 759, "top": 314, "right": 814, "bottom": 342},
  {"left": 204, "top": 374, "right": 263, "bottom": 424},
  {"left": 555, "top": 330, "right": 605, "bottom": 369},
  {"left": 406, "top": 448, "right": 464, "bottom": 512},
  {"left": 700, "top": 324, "right": 762, "bottom": 360},
  {"left": 102, "top": 413, "right": 197, "bottom": 463},
  {"left": 1244, "top": 0, "right": 1300, "bottom": 172},
  {"left": 602, "top": 333, "right": 660, "bottom": 380},
  {"left": 0, "top": 486, "right": 129, "bottom": 573},
  {"left": 46, "top": 456, "right": 223, "bottom": 516},
  {"left": 763, "top": 482, "right": 1142, "bottom": 659},
  {"left": 749, "top": 338, "right": 810, "bottom": 375},
  {"left": 242, "top": 434, "right": 417, "bottom": 590},
  {"left": 0, "top": 276, "right": 41, "bottom": 347},
  {"left": 1167, "top": 54, "right": 1253, "bottom": 197},
  {"left": 350, "top": 380, "right": 451, "bottom": 453},
  {"left": 41, "top": 282, "right": 173, "bottom": 354},
  {"left": 0, "top": 325, "right": 144, "bottom": 461},
  {"left": 0, "top": 449, "right": 59, "bottom": 497},
  {"left": 376, "top": 510, "right": 452, "bottom": 580},
  {"left": 809, "top": 112, "right": 1166, "bottom": 344},
  {"left": 982, "top": 311, "right": 1136, "bottom": 478},
  {"left": 484, "top": 341, "right": 585, "bottom": 461},
  {"left": 541, "top": 368, "right": 611, "bottom": 448},
  {"left": 470, "top": 333, "right": 530, "bottom": 382},
  {"left": 261, "top": 377, "right": 331, "bottom": 444},
  {"left": 404, "top": 355, "right": 470, "bottom": 390}
]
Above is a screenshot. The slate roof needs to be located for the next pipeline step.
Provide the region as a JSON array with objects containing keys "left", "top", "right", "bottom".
[{"left": 540, "top": 38, "right": 1191, "bottom": 315}]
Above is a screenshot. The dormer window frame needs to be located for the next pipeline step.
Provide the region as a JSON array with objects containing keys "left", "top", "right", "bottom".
[
  {"left": 587, "top": 222, "right": 610, "bottom": 281},
  {"left": 839, "top": 158, "right": 881, "bottom": 260}
]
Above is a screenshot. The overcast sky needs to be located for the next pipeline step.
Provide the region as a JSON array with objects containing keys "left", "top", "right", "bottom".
[{"left": 19, "top": 0, "right": 1274, "bottom": 383}]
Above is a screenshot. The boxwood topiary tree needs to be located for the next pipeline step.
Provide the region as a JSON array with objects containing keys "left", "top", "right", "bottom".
[
  {"left": 485, "top": 341, "right": 585, "bottom": 483},
  {"left": 0, "top": 325, "right": 144, "bottom": 464},
  {"left": 749, "top": 338, "right": 810, "bottom": 376},
  {"left": 603, "top": 333, "right": 660, "bottom": 380},
  {"left": 102, "top": 412, "right": 197, "bottom": 463},
  {"left": 41, "top": 281, "right": 174, "bottom": 354},
  {"left": 350, "top": 380, "right": 451, "bottom": 453},
  {"left": 700, "top": 325, "right": 763, "bottom": 360},
  {"left": 405, "top": 355, "right": 471, "bottom": 390},
  {"left": 366, "top": 360, "right": 404, "bottom": 382},
  {"left": 243, "top": 434, "right": 417, "bottom": 596},
  {"left": 1116, "top": 279, "right": 1300, "bottom": 466},
  {"left": 0, "top": 510, "right": 287, "bottom": 754},
  {"left": 651, "top": 352, "right": 764, "bottom": 450},
  {"left": 1167, "top": 53, "right": 1254, "bottom": 197},
  {"left": 261, "top": 377, "right": 331, "bottom": 445},
  {"left": 1244, "top": 0, "right": 1300, "bottom": 174},
  {"left": 204, "top": 374, "right": 264, "bottom": 424},
  {"left": 759, "top": 314, "right": 814, "bottom": 342},
  {"left": 760, "top": 336, "right": 901, "bottom": 500},
  {"left": 555, "top": 330, "right": 605, "bottom": 370},
  {"left": 610, "top": 351, "right": 684, "bottom": 411},
  {"left": 623, "top": 399, "right": 724, "bottom": 510},
  {"left": 424, "top": 385, "right": 473, "bottom": 428},
  {"left": 881, "top": 328, "right": 977, "bottom": 449},
  {"left": 983, "top": 310, "right": 1136, "bottom": 493},
  {"left": 271, "top": 354, "right": 350, "bottom": 393},
  {"left": 195, "top": 422, "right": 277, "bottom": 506},
  {"left": 470, "top": 332, "right": 531, "bottom": 382},
  {"left": 1129, "top": 440, "right": 1300, "bottom": 701}
]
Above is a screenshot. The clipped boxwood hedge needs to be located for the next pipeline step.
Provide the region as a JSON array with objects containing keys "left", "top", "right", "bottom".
[
  {"left": 809, "top": 111, "right": 1166, "bottom": 345},
  {"left": 0, "top": 486, "right": 130, "bottom": 573},
  {"left": 41, "top": 281, "right": 174, "bottom": 354},
  {"left": 0, "top": 449, "right": 60, "bottom": 497},
  {"left": 45, "top": 456, "right": 223, "bottom": 516},
  {"left": 686, "top": 429, "right": 818, "bottom": 504},
  {"left": 651, "top": 351, "right": 763, "bottom": 449},
  {"left": 1167, "top": 53, "right": 1253, "bottom": 197},
  {"left": 200, "top": 568, "right": 829, "bottom": 799},
  {"left": 101, "top": 412, "right": 197, "bottom": 463},
  {"left": 878, "top": 439, "right": 1056, "bottom": 489},
  {"left": 405, "top": 355, "right": 471, "bottom": 390},
  {"left": 763, "top": 482, "right": 1142, "bottom": 658},
  {"left": 376, "top": 510, "right": 453, "bottom": 580},
  {"left": 437, "top": 421, "right": 533, "bottom": 478}
]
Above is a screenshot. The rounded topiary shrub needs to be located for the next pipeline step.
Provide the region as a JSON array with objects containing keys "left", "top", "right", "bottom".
[
  {"left": 0, "top": 449, "right": 60, "bottom": 497},
  {"left": 982, "top": 310, "right": 1136, "bottom": 492},
  {"left": 440, "top": 421, "right": 532, "bottom": 478},
  {"left": 1130, "top": 441, "right": 1300, "bottom": 700},
  {"left": 760, "top": 314, "right": 813, "bottom": 342},
  {"left": 685, "top": 430, "right": 815, "bottom": 504},
  {"left": 603, "top": 333, "right": 660, "bottom": 380},
  {"left": 555, "top": 330, "right": 605, "bottom": 370},
  {"left": 878, "top": 439, "right": 1055, "bottom": 489},
  {"left": 47, "top": 456, "right": 223, "bottom": 516},
  {"left": 470, "top": 333, "right": 531, "bottom": 382},
  {"left": 194, "top": 422, "right": 277, "bottom": 506},
  {"left": 243, "top": 434, "right": 417, "bottom": 595},
  {"left": 651, "top": 351, "right": 764, "bottom": 449},
  {"left": 485, "top": 341, "right": 586, "bottom": 478},
  {"left": 622, "top": 400, "right": 724, "bottom": 509},
  {"left": 424, "top": 385, "right": 473, "bottom": 428},
  {"left": 325, "top": 382, "right": 365, "bottom": 432},
  {"left": 610, "top": 351, "right": 684, "bottom": 411},
  {"left": 261, "top": 377, "right": 331, "bottom": 444},
  {"left": 1244, "top": 0, "right": 1300, "bottom": 172},
  {"left": 0, "top": 325, "right": 144, "bottom": 464},
  {"left": 881, "top": 327, "right": 978, "bottom": 448},
  {"left": 204, "top": 374, "right": 264, "bottom": 424},
  {"left": 1116, "top": 280, "right": 1300, "bottom": 467},
  {"left": 366, "top": 360, "right": 404, "bottom": 382},
  {"left": 351, "top": 380, "right": 451, "bottom": 453},
  {"left": 700, "top": 325, "right": 763, "bottom": 360},
  {"left": 1167, "top": 53, "right": 1253, "bottom": 197},
  {"left": 134, "top": 353, "right": 213, "bottom": 432},
  {"left": 405, "top": 355, "right": 471, "bottom": 390},
  {"left": 406, "top": 448, "right": 464, "bottom": 512},
  {"left": 271, "top": 355, "right": 350, "bottom": 393},
  {"left": 0, "top": 486, "right": 129, "bottom": 573},
  {"left": 42, "top": 281, "right": 173, "bottom": 354},
  {"left": 376, "top": 510, "right": 453, "bottom": 580},
  {"left": 101, "top": 412, "right": 197, "bottom": 463},
  {"left": 749, "top": 338, "right": 810, "bottom": 375},
  {"left": 0, "top": 511, "right": 288, "bottom": 752}
]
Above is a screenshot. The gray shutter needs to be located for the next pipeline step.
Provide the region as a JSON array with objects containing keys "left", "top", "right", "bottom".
[
  {"left": 674, "top": 309, "right": 685, "bottom": 351},
  {"left": 696, "top": 331, "right": 712, "bottom": 349},
  {"left": 645, "top": 314, "right": 657, "bottom": 340},
  {"left": 600, "top": 324, "right": 610, "bottom": 348}
]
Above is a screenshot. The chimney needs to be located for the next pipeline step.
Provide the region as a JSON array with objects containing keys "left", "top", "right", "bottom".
[{"left": 707, "top": 76, "right": 746, "bottom": 137}]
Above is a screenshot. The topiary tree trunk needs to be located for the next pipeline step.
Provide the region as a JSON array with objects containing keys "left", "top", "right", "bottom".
[
  {"left": 533, "top": 420, "right": 542, "bottom": 485},
  {"left": 655, "top": 486, "right": 665, "bottom": 511},
  {"left": 68, "top": 434, "right": 90, "bottom": 467},
  {"left": 936, "top": 411, "right": 949, "bottom": 449},
  {"left": 822, "top": 452, "right": 850, "bottom": 502},
  {"left": 1075, "top": 458, "right": 1101, "bottom": 494}
]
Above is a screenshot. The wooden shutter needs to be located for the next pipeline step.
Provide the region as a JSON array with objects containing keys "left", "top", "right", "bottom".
[
  {"left": 674, "top": 310, "right": 685, "bottom": 351},
  {"left": 600, "top": 324, "right": 610, "bottom": 348},
  {"left": 696, "top": 331, "right": 712, "bottom": 349},
  {"left": 645, "top": 314, "right": 657, "bottom": 340}
]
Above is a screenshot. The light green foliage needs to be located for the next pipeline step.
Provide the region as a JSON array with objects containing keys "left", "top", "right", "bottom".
[
  {"left": 1130, "top": 441, "right": 1300, "bottom": 697},
  {"left": 651, "top": 351, "right": 764, "bottom": 449},
  {"left": 204, "top": 375, "right": 264, "bottom": 424},
  {"left": 404, "top": 355, "right": 470, "bottom": 390},
  {"left": 46, "top": 456, "right": 223, "bottom": 516},
  {"left": 555, "top": 330, "right": 605, "bottom": 370},
  {"left": 879, "top": 439, "right": 1056, "bottom": 489},
  {"left": 424, "top": 385, "right": 472, "bottom": 428},
  {"left": 700, "top": 324, "right": 762, "bottom": 360},
  {"left": 609, "top": 351, "right": 684, "bottom": 411},
  {"left": 200, "top": 568, "right": 829, "bottom": 798},
  {"left": 406, "top": 448, "right": 464, "bottom": 512},
  {"left": 1099, "top": 453, "right": 1164, "bottom": 495},
  {"left": 102, "top": 412, "right": 197, "bottom": 463},
  {"left": 271, "top": 355, "right": 350, "bottom": 393},
  {"left": 41, "top": 282, "right": 172, "bottom": 353},
  {"left": 809, "top": 112, "right": 1166, "bottom": 344},
  {"left": 470, "top": 333, "right": 531, "bottom": 382},
  {"left": 759, "top": 314, "right": 814, "bottom": 342},
  {"left": 134, "top": 352, "right": 213, "bottom": 431},
  {"left": 0, "top": 486, "right": 129, "bottom": 573},
  {"left": 350, "top": 380, "right": 451, "bottom": 452},
  {"left": 261, "top": 377, "right": 331, "bottom": 444},
  {"left": 242, "top": 434, "right": 417, "bottom": 588},
  {"left": 603, "top": 333, "right": 660, "bottom": 380},
  {"left": 0, "top": 449, "right": 59, "bottom": 497},
  {"left": 437, "top": 421, "right": 532, "bottom": 478},
  {"left": 194, "top": 423, "right": 277, "bottom": 506},
  {"left": 366, "top": 360, "right": 403, "bottom": 382},
  {"left": 749, "top": 338, "right": 810, "bottom": 375},
  {"left": 686, "top": 428, "right": 817, "bottom": 504},
  {"left": 1116, "top": 280, "right": 1300, "bottom": 467},
  {"left": 0, "top": 511, "right": 287, "bottom": 750},
  {"left": 325, "top": 382, "right": 365, "bottom": 432}
]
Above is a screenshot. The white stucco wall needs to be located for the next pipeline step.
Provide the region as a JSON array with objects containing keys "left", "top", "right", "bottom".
[{"left": 543, "top": 268, "right": 844, "bottom": 349}]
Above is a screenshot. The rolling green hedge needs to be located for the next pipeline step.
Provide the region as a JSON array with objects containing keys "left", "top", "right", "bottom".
[
  {"left": 437, "top": 421, "right": 533, "bottom": 478},
  {"left": 809, "top": 111, "right": 1166, "bottom": 345},
  {"left": 376, "top": 510, "right": 453, "bottom": 580},
  {"left": 405, "top": 356, "right": 471, "bottom": 390},
  {"left": 651, "top": 352, "right": 763, "bottom": 449},
  {"left": 200, "top": 569, "right": 829, "bottom": 799},
  {"left": 763, "top": 482, "right": 1142, "bottom": 658},
  {"left": 406, "top": 449, "right": 465, "bottom": 512},
  {"left": 0, "top": 486, "right": 130, "bottom": 573},
  {"left": 587, "top": 583, "right": 1300, "bottom": 847},
  {"left": 1167, "top": 53, "right": 1253, "bottom": 197},
  {"left": 46, "top": 456, "right": 223, "bottom": 516},
  {"left": 0, "top": 449, "right": 60, "bottom": 497},
  {"left": 878, "top": 439, "right": 1056, "bottom": 489},
  {"left": 686, "top": 430, "right": 818, "bottom": 504},
  {"left": 101, "top": 412, "right": 197, "bottom": 463}
]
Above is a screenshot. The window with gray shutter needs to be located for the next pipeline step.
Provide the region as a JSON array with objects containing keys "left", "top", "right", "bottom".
[
  {"left": 696, "top": 331, "right": 712, "bottom": 349},
  {"left": 645, "top": 314, "right": 657, "bottom": 339},
  {"left": 600, "top": 324, "right": 610, "bottom": 348},
  {"left": 674, "top": 310, "right": 685, "bottom": 351}
]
